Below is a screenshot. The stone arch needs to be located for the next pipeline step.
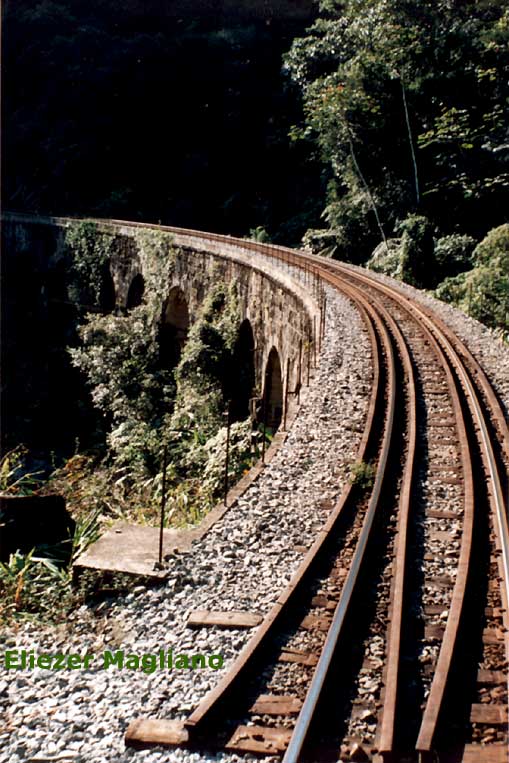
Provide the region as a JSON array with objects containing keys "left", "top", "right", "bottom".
[
  {"left": 159, "top": 286, "right": 190, "bottom": 368},
  {"left": 126, "top": 273, "right": 145, "bottom": 310},
  {"left": 263, "top": 346, "right": 283, "bottom": 432},
  {"left": 100, "top": 268, "right": 116, "bottom": 313},
  {"left": 228, "top": 319, "right": 256, "bottom": 422}
]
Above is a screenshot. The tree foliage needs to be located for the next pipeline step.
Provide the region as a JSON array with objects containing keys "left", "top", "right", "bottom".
[
  {"left": 285, "top": 1, "right": 509, "bottom": 262},
  {"left": 435, "top": 224, "right": 509, "bottom": 340}
]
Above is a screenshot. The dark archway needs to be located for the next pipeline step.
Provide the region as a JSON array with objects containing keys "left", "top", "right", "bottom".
[
  {"left": 159, "top": 286, "right": 190, "bottom": 368},
  {"left": 100, "top": 267, "right": 116, "bottom": 313},
  {"left": 228, "top": 319, "right": 255, "bottom": 422},
  {"left": 126, "top": 273, "right": 145, "bottom": 309},
  {"left": 263, "top": 347, "right": 283, "bottom": 432}
]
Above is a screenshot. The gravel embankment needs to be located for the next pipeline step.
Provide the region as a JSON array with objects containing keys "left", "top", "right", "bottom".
[
  {"left": 2, "top": 260, "right": 507, "bottom": 763},
  {"left": 0, "top": 285, "right": 372, "bottom": 763},
  {"left": 352, "top": 265, "right": 509, "bottom": 416}
]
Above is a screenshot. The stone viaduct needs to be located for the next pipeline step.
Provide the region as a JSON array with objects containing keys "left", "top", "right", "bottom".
[{"left": 2, "top": 214, "right": 321, "bottom": 450}]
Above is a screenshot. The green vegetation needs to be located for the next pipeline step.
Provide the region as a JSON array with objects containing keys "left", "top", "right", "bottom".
[
  {"left": 65, "top": 228, "right": 257, "bottom": 529},
  {"left": 0, "top": 512, "right": 100, "bottom": 625},
  {"left": 0, "top": 446, "right": 43, "bottom": 496},
  {"left": 65, "top": 221, "right": 116, "bottom": 309},
  {"left": 286, "top": 0, "right": 509, "bottom": 336},
  {"left": 350, "top": 460, "right": 376, "bottom": 491},
  {"left": 435, "top": 224, "right": 509, "bottom": 341}
]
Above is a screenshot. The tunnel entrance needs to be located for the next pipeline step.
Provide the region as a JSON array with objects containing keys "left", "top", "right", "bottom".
[
  {"left": 228, "top": 319, "right": 255, "bottom": 422},
  {"left": 159, "top": 286, "right": 190, "bottom": 368},
  {"left": 263, "top": 347, "right": 283, "bottom": 432},
  {"left": 126, "top": 273, "right": 145, "bottom": 310}
]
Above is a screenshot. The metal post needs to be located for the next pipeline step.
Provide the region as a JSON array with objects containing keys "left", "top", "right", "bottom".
[
  {"left": 261, "top": 395, "right": 268, "bottom": 464},
  {"left": 158, "top": 443, "right": 168, "bottom": 566},
  {"left": 283, "top": 360, "right": 290, "bottom": 431},
  {"left": 318, "top": 304, "right": 322, "bottom": 356},
  {"left": 307, "top": 327, "right": 311, "bottom": 386},
  {"left": 223, "top": 400, "right": 232, "bottom": 506},
  {"left": 297, "top": 338, "right": 303, "bottom": 404},
  {"left": 313, "top": 315, "right": 317, "bottom": 368},
  {"left": 322, "top": 294, "right": 327, "bottom": 342}
]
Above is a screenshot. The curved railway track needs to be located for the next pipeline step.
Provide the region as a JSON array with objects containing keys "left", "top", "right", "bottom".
[{"left": 4, "top": 214, "right": 508, "bottom": 762}]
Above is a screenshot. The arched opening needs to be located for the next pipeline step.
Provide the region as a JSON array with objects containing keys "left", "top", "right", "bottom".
[
  {"left": 263, "top": 347, "right": 283, "bottom": 432},
  {"left": 100, "top": 267, "right": 116, "bottom": 313},
  {"left": 228, "top": 319, "right": 255, "bottom": 422},
  {"left": 159, "top": 286, "right": 190, "bottom": 368},
  {"left": 126, "top": 273, "right": 145, "bottom": 310}
]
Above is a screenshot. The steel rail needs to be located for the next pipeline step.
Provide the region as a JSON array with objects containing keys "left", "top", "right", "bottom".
[
  {"left": 315, "top": 260, "right": 506, "bottom": 756},
  {"left": 283, "top": 259, "right": 474, "bottom": 762},
  {"left": 327, "top": 263, "right": 509, "bottom": 614},
  {"left": 215, "top": 238, "right": 488, "bottom": 758},
  {"left": 6, "top": 213, "right": 508, "bottom": 755},
  {"left": 183, "top": 282, "right": 388, "bottom": 735},
  {"left": 371, "top": 311, "right": 417, "bottom": 758},
  {"left": 281, "top": 284, "right": 398, "bottom": 763}
]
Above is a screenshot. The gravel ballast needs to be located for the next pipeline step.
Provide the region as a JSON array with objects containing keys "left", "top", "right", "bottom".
[
  {"left": 2, "top": 258, "right": 507, "bottom": 763},
  {"left": 0, "top": 284, "right": 372, "bottom": 763}
]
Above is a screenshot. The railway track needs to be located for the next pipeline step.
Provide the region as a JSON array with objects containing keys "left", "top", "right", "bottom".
[{"left": 4, "top": 214, "right": 508, "bottom": 762}]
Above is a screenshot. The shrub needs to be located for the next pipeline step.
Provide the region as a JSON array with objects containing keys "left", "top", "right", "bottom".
[
  {"left": 65, "top": 221, "right": 114, "bottom": 309},
  {"left": 0, "top": 446, "right": 44, "bottom": 495},
  {"left": 249, "top": 226, "right": 270, "bottom": 243},
  {"left": 201, "top": 419, "right": 254, "bottom": 495},
  {"left": 472, "top": 224, "right": 509, "bottom": 267},
  {"left": 434, "top": 234, "right": 476, "bottom": 280},
  {"left": 435, "top": 225, "right": 509, "bottom": 340},
  {"left": 396, "top": 214, "right": 436, "bottom": 289},
  {"left": 0, "top": 511, "right": 100, "bottom": 625},
  {"left": 434, "top": 272, "right": 468, "bottom": 306},
  {"left": 350, "top": 460, "right": 376, "bottom": 490},
  {"left": 366, "top": 238, "right": 403, "bottom": 278}
]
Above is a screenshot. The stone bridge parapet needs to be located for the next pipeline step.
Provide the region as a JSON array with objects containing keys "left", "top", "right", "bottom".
[{"left": 2, "top": 213, "right": 321, "bottom": 445}]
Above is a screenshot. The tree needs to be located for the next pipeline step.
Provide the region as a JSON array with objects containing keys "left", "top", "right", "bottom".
[{"left": 285, "top": 1, "right": 509, "bottom": 260}]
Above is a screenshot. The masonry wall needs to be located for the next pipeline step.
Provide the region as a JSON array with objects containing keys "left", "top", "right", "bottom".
[{"left": 2, "top": 216, "right": 318, "bottom": 453}]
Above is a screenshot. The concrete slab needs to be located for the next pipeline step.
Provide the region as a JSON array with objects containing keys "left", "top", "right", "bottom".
[
  {"left": 73, "top": 402, "right": 300, "bottom": 579},
  {"left": 73, "top": 522, "right": 194, "bottom": 578}
]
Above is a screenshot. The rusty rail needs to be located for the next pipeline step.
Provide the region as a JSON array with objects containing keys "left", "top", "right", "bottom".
[{"left": 6, "top": 213, "right": 508, "bottom": 759}]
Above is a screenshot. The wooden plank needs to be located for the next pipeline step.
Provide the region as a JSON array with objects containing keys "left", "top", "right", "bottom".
[
  {"left": 462, "top": 744, "right": 508, "bottom": 763},
  {"left": 483, "top": 627, "right": 506, "bottom": 644},
  {"left": 477, "top": 669, "right": 507, "bottom": 685},
  {"left": 429, "top": 476, "right": 463, "bottom": 485},
  {"left": 429, "top": 575, "right": 454, "bottom": 588},
  {"left": 250, "top": 694, "right": 302, "bottom": 715},
  {"left": 311, "top": 595, "right": 337, "bottom": 610},
  {"left": 426, "top": 509, "right": 461, "bottom": 519},
  {"left": 187, "top": 610, "right": 262, "bottom": 629},
  {"left": 279, "top": 648, "right": 318, "bottom": 667},
  {"left": 300, "top": 614, "right": 332, "bottom": 631},
  {"left": 424, "top": 604, "right": 447, "bottom": 615},
  {"left": 125, "top": 719, "right": 189, "bottom": 749},
  {"left": 425, "top": 624, "right": 445, "bottom": 640},
  {"left": 429, "top": 529, "right": 455, "bottom": 542},
  {"left": 470, "top": 704, "right": 507, "bottom": 724},
  {"left": 485, "top": 606, "right": 505, "bottom": 619},
  {"left": 225, "top": 724, "right": 292, "bottom": 754},
  {"left": 428, "top": 464, "right": 462, "bottom": 473}
]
